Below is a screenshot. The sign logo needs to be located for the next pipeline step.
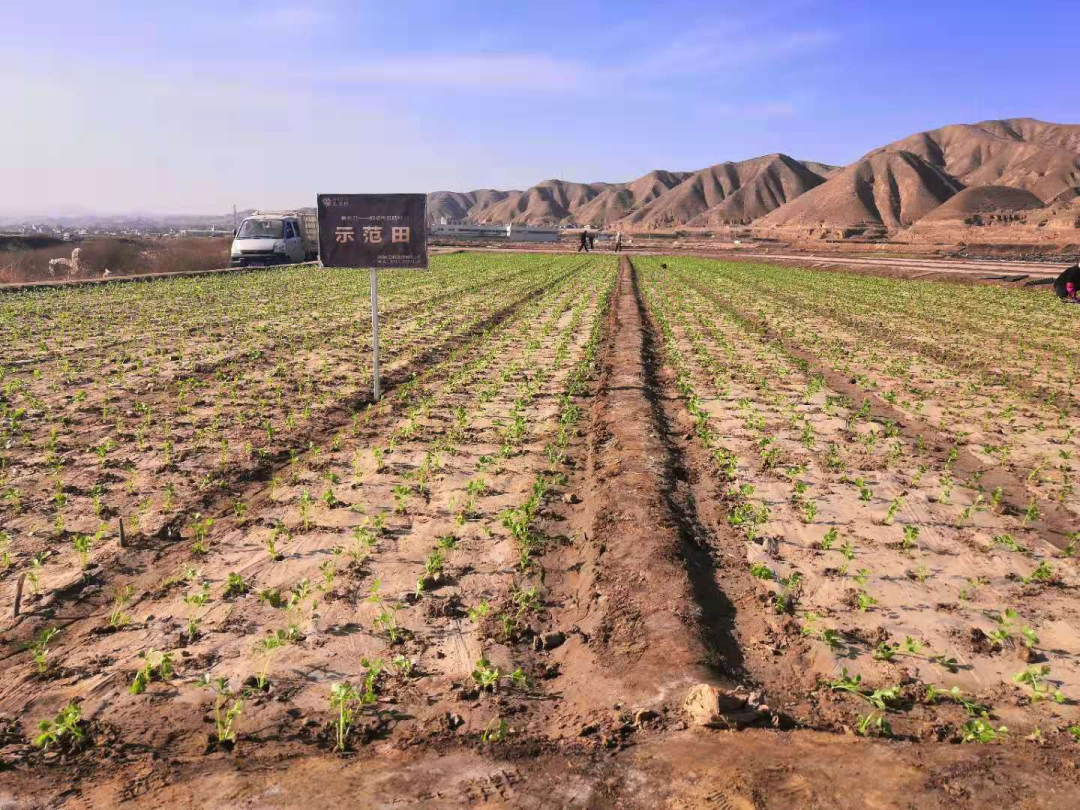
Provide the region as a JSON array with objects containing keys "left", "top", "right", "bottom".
[{"left": 317, "top": 194, "right": 428, "bottom": 269}]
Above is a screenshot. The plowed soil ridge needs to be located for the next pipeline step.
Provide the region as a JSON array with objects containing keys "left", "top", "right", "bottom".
[{"left": 554, "top": 256, "right": 729, "bottom": 708}]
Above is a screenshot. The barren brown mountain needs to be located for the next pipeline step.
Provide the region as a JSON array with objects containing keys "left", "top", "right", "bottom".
[
  {"left": 571, "top": 169, "right": 692, "bottom": 226},
  {"left": 476, "top": 179, "right": 613, "bottom": 224},
  {"left": 798, "top": 160, "right": 844, "bottom": 179},
  {"left": 917, "top": 185, "right": 1045, "bottom": 222},
  {"left": 624, "top": 154, "right": 828, "bottom": 228},
  {"left": 425, "top": 189, "right": 519, "bottom": 222},
  {"left": 757, "top": 150, "right": 963, "bottom": 232},
  {"left": 425, "top": 117, "right": 1080, "bottom": 236},
  {"left": 871, "top": 118, "right": 1080, "bottom": 203},
  {"left": 904, "top": 185, "right": 1080, "bottom": 245}
]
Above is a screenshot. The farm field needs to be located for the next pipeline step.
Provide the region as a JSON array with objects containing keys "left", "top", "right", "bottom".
[{"left": 1, "top": 252, "right": 1080, "bottom": 807}]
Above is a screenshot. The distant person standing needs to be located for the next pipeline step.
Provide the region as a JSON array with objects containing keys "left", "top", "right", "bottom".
[
  {"left": 1053, "top": 261, "right": 1080, "bottom": 303},
  {"left": 613, "top": 231, "right": 624, "bottom": 252},
  {"left": 578, "top": 229, "right": 590, "bottom": 252},
  {"left": 588, "top": 230, "right": 596, "bottom": 251}
]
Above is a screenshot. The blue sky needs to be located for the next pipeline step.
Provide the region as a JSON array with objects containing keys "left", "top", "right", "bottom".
[{"left": 3, "top": 0, "right": 1077, "bottom": 214}]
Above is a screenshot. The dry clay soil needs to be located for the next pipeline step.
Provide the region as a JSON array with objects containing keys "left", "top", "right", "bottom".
[{"left": 3, "top": 258, "right": 1080, "bottom": 808}]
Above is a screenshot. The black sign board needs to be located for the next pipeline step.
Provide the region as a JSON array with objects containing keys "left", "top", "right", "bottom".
[{"left": 317, "top": 193, "right": 428, "bottom": 269}]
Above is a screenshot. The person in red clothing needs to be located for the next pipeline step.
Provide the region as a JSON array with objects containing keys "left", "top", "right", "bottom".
[{"left": 1053, "top": 262, "right": 1080, "bottom": 303}]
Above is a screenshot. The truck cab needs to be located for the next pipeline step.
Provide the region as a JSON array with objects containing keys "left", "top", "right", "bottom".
[{"left": 230, "top": 214, "right": 309, "bottom": 267}]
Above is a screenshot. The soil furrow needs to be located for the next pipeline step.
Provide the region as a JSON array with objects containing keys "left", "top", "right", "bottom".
[{"left": 547, "top": 256, "right": 734, "bottom": 715}]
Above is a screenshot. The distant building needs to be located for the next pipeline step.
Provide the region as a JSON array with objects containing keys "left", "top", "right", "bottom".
[{"left": 430, "top": 223, "right": 559, "bottom": 242}]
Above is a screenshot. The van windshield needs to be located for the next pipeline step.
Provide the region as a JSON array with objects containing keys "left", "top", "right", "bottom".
[{"left": 237, "top": 219, "right": 284, "bottom": 239}]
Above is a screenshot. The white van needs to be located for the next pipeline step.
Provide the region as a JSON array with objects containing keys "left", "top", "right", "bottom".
[{"left": 230, "top": 212, "right": 318, "bottom": 267}]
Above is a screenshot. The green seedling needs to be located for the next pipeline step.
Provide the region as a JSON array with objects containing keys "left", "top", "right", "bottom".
[
  {"left": 989, "top": 487, "right": 1004, "bottom": 512},
  {"left": 855, "top": 478, "right": 873, "bottom": 502},
  {"left": 960, "top": 494, "right": 985, "bottom": 524},
  {"left": 856, "top": 592, "right": 877, "bottom": 612},
  {"left": 925, "top": 684, "right": 989, "bottom": 717},
  {"left": 1022, "top": 561, "right": 1053, "bottom": 585},
  {"left": 252, "top": 629, "right": 289, "bottom": 689},
  {"left": 189, "top": 514, "right": 213, "bottom": 555},
  {"left": 938, "top": 476, "right": 953, "bottom": 505},
  {"left": 467, "top": 600, "right": 491, "bottom": 624},
  {"left": 282, "top": 578, "right": 319, "bottom": 639},
  {"left": 883, "top": 497, "right": 903, "bottom": 525},
  {"left": 773, "top": 572, "right": 802, "bottom": 614},
  {"left": 856, "top": 710, "right": 892, "bottom": 738},
  {"left": 931, "top": 653, "right": 959, "bottom": 673},
  {"left": 472, "top": 658, "right": 501, "bottom": 691},
  {"left": 512, "top": 584, "right": 541, "bottom": 615},
  {"left": 367, "top": 579, "right": 403, "bottom": 643},
  {"left": 961, "top": 715, "right": 1007, "bottom": 743},
  {"left": 329, "top": 682, "right": 361, "bottom": 751},
  {"left": 361, "top": 657, "right": 384, "bottom": 703},
  {"left": 391, "top": 484, "right": 411, "bottom": 514},
  {"left": 129, "top": 649, "right": 174, "bottom": 695},
  {"left": 108, "top": 585, "right": 134, "bottom": 628},
  {"left": 481, "top": 716, "right": 508, "bottom": 744},
  {"left": 224, "top": 572, "right": 248, "bottom": 598},
  {"left": 790, "top": 480, "right": 809, "bottom": 503},
  {"left": 266, "top": 522, "right": 290, "bottom": 561},
  {"left": 35, "top": 702, "right": 85, "bottom": 750},
  {"left": 749, "top": 563, "right": 774, "bottom": 581},
  {"left": 72, "top": 534, "right": 91, "bottom": 570},
  {"left": 902, "top": 524, "right": 920, "bottom": 551},
  {"left": 298, "top": 491, "right": 314, "bottom": 531},
  {"left": 987, "top": 608, "right": 1039, "bottom": 649},
  {"left": 320, "top": 553, "right": 339, "bottom": 593},
  {"left": 827, "top": 669, "right": 901, "bottom": 713},
  {"left": 801, "top": 613, "right": 843, "bottom": 650},
  {"left": 184, "top": 582, "right": 211, "bottom": 639},
  {"left": 350, "top": 523, "right": 378, "bottom": 565},
  {"left": 820, "top": 527, "right": 838, "bottom": 550},
  {"left": 163, "top": 564, "right": 200, "bottom": 589},
  {"left": 1013, "top": 665, "right": 1065, "bottom": 703},
  {"left": 197, "top": 675, "right": 245, "bottom": 743},
  {"left": 1021, "top": 499, "right": 1040, "bottom": 527},
  {"left": 392, "top": 655, "right": 415, "bottom": 677},
  {"left": 421, "top": 547, "right": 446, "bottom": 588},
  {"left": 27, "top": 627, "right": 60, "bottom": 674},
  {"left": 992, "top": 534, "right": 1026, "bottom": 554},
  {"left": 499, "top": 612, "right": 518, "bottom": 641}
]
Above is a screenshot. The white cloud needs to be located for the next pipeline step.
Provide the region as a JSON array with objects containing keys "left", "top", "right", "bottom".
[
  {"left": 318, "top": 54, "right": 593, "bottom": 92},
  {"left": 629, "top": 27, "right": 836, "bottom": 78}
]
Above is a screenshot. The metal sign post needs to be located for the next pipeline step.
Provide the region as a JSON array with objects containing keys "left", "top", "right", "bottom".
[
  {"left": 370, "top": 268, "right": 381, "bottom": 401},
  {"left": 316, "top": 193, "right": 428, "bottom": 404}
]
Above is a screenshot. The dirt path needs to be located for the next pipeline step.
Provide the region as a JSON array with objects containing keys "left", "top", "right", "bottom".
[{"left": 543, "top": 256, "right": 726, "bottom": 719}]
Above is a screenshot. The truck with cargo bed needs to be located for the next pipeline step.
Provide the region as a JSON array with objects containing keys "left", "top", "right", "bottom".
[{"left": 230, "top": 211, "right": 318, "bottom": 267}]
